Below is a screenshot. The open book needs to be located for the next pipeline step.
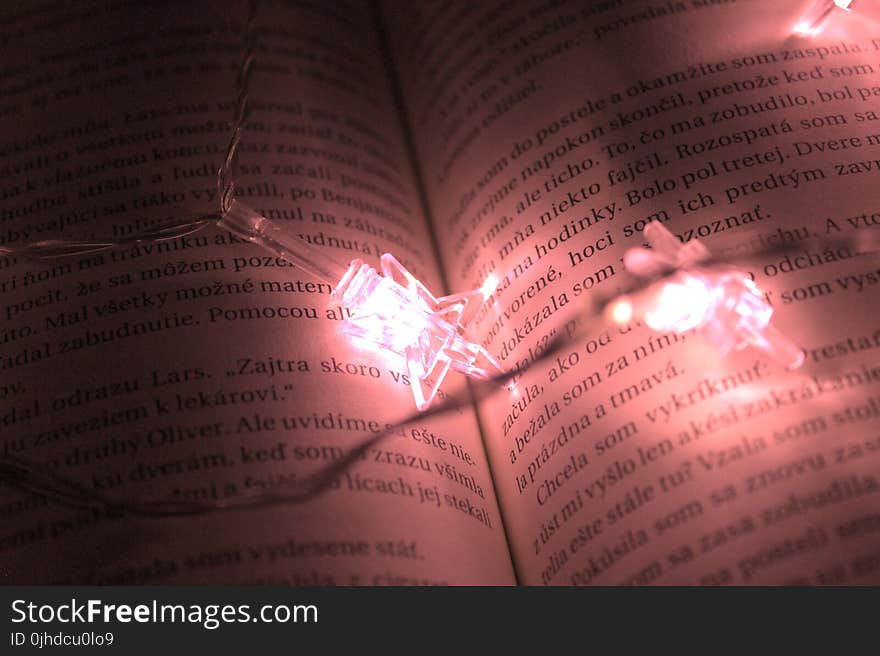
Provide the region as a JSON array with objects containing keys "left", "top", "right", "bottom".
[{"left": 2, "top": 0, "right": 879, "bottom": 585}]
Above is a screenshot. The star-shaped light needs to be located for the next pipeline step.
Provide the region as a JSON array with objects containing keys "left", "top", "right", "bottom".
[
  {"left": 332, "top": 253, "right": 504, "bottom": 409},
  {"left": 610, "top": 222, "right": 804, "bottom": 370},
  {"left": 217, "top": 202, "right": 504, "bottom": 410}
]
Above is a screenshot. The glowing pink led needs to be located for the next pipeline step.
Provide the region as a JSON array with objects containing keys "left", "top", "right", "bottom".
[
  {"left": 218, "top": 201, "right": 504, "bottom": 410},
  {"left": 332, "top": 254, "right": 504, "bottom": 410},
  {"left": 795, "top": 0, "right": 877, "bottom": 35},
  {"left": 612, "top": 223, "right": 804, "bottom": 370}
]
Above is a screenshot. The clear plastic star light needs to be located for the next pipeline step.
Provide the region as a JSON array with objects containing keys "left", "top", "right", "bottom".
[
  {"left": 220, "top": 200, "right": 503, "bottom": 410},
  {"left": 333, "top": 255, "right": 504, "bottom": 410},
  {"left": 610, "top": 222, "right": 805, "bottom": 370}
]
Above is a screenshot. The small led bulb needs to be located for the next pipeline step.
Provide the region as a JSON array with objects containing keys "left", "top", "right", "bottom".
[
  {"left": 219, "top": 200, "right": 503, "bottom": 410},
  {"left": 832, "top": 0, "right": 878, "bottom": 12},
  {"left": 613, "top": 223, "right": 804, "bottom": 370},
  {"left": 333, "top": 254, "right": 504, "bottom": 410},
  {"left": 796, "top": 0, "right": 879, "bottom": 35}
]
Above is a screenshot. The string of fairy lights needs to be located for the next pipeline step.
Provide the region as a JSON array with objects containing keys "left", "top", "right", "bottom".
[{"left": 0, "top": 0, "right": 877, "bottom": 516}]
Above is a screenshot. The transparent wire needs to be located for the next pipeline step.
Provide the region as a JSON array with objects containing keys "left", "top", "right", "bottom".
[
  {"left": 0, "top": 214, "right": 219, "bottom": 260},
  {"left": 218, "top": 199, "right": 349, "bottom": 284}
]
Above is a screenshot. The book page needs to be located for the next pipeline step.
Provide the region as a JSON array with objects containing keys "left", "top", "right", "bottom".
[
  {"left": 0, "top": 0, "right": 515, "bottom": 584},
  {"left": 381, "top": 0, "right": 880, "bottom": 584}
]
